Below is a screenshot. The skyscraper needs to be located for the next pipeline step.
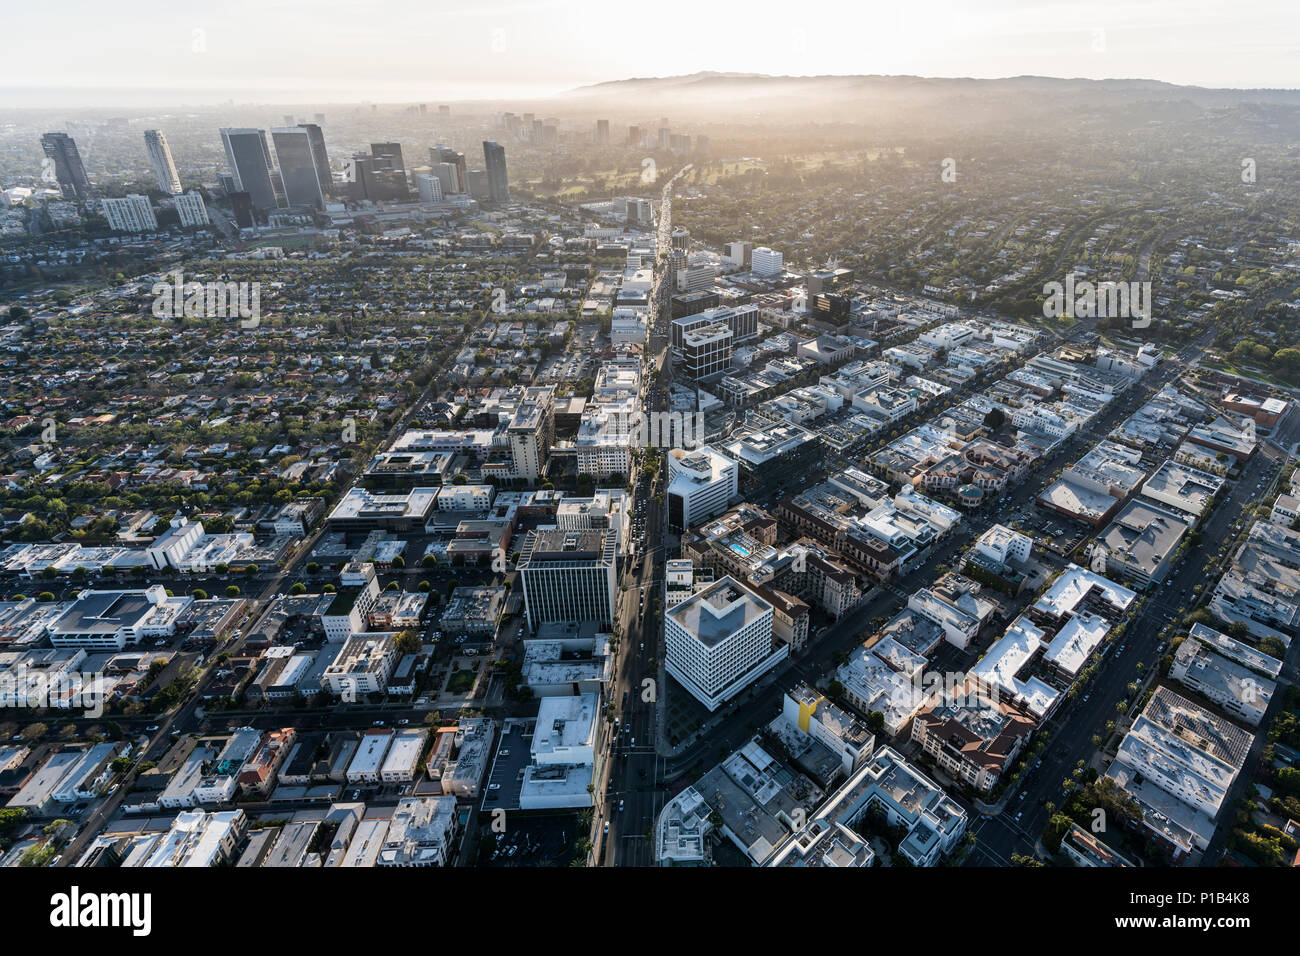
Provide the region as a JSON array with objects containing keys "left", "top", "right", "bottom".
[
  {"left": 219, "top": 128, "right": 279, "bottom": 211},
  {"left": 298, "top": 123, "right": 332, "bottom": 198},
  {"left": 431, "top": 146, "right": 466, "bottom": 192},
  {"left": 41, "top": 132, "right": 92, "bottom": 201},
  {"left": 482, "top": 141, "right": 508, "bottom": 203},
  {"left": 270, "top": 127, "right": 325, "bottom": 207},
  {"left": 143, "top": 130, "right": 182, "bottom": 195},
  {"left": 595, "top": 119, "right": 610, "bottom": 145},
  {"left": 370, "top": 142, "right": 405, "bottom": 173}
]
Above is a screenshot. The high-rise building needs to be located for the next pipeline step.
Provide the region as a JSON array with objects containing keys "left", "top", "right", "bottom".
[
  {"left": 143, "top": 130, "right": 182, "bottom": 195},
  {"left": 371, "top": 142, "right": 405, "bottom": 172},
  {"left": 174, "top": 191, "right": 210, "bottom": 227},
  {"left": 346, "top": 154, "right": 375, "bottom": 201},
  {"left": 507, "top": 385, "right": 555, "bottom": 481},
  {"left": 664, "top": 576, "right": 784, "bottom": 712},
  {"left": 482, "top": 141, "right": 509, "bottom": 203},
  {"left": 429, "top": 162, "right": 460, "bottom": 197},
  {"left": 41, "top": 132, "right": 92, "bottom": 201},
  {"left": 100, "top": 194, "right": 157, "bottom": 233},
  {"left": 751, "top": 246, "right": 784, "bottom": 277},
  {"left": 219, "top": 128, "right": 279, "bottom": 211},
  {"left": 724, "top": 241, "right": 753, "bottom": 270},
  {"left": 298, "top": 123, "right": 332, "bottom": 197},
  {"left": 666, "top": 447, "right": 739, "bottom": 532},
  {"left": 431, "top": 146, "right": 466, "bottom": 192},
  {"left": 627, "top": 125, "right": 641, "bottom": 146},
  {"left": 415, "top": 173, "right": 443, "bottom": 203},
  {"left": 518, "top": 529, "right": 618, "bottom": 631},
  {"left": 270, "top": 127, "right": 325, "bottom": 207},
  {"left": 595, "top": 119, "right": 610, "bottom": 145}
]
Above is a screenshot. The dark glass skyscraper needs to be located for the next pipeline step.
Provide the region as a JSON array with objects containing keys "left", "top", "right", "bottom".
[
  {"left": 482, "top": 140, "right": 509, "bottom": 203},
  {"left": 220, "top": 128, "right": 279, "bottom": 211},
  {"left": 271, "top": 127, "right": 325, "bottom": 207},
  {"left": 370, "top": 142, "right": 405, "bottom": 173},
  {"left": 41, "top": 132, "right": 92, "bottom": 201},
  {"left": 298, "top": 123, "right": 332, "bottom": 198}
]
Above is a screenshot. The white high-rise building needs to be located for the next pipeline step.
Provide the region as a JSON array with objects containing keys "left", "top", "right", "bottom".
[
  {"left": 100, "top": 194, "right": 157, "bottom": 233},
  {"left": 416, "top": 173, "right": 444, "bottom": 203},
  {"left": 666, "top": 447, "right": 738, "bottom": 532},
  {"left": 175, "top": 190, "right": 210, "bottom": 227},
  {"left": 751, "top": 246, "right": 783, "bottom": 277},
  {"left": 507, "top": 386, "right": 556, "bottom": 482},
  {"left": 665, "top": 576, "right": 785, "bottom": 711},
  {"left": 144, "top": 129, "right": 182, "bottom": 195}
]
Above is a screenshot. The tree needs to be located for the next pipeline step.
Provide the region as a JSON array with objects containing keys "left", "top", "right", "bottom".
[
  {"left": 865, "top": 711, "right": 886, "bottom": 736},
  {"left": 394, "top": 630, "right": 421, "bottom": 656}
]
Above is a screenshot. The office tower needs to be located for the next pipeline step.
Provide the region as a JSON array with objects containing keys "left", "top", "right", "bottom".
[
  {"left": 218, "top": 172, "right": 236, "bottom": 195},
  {"left": 270, "top": 127, "right": 325, "bottom": 207},
  {"left": 751, "top": 246, "right": 784, "bottom": 277},
  {"left": 724, "top": 241, "right": 753, "bottom": 270},
  {"left": 466, "top": 169, "right": 491, "bottom": 200},
  {"left": 482, "top": 140, "right": 509, "bottom": 203},
  {"left": 695, "top": 135, "right": 711, "bottom": 158},
  {"left": 346, "top": 154, "right": 375, "bottom": 201},
  {"left": 595, "top": 119, "right": 610, "bottom": 145},
  {"left": 219, "top": 128, "right": 279, "bottom": 211},
  {"left": 667, "top": 447, "right": 739, "bottom": 533},
  {"left": 658, "top": 127, "right": 671, "bottom": 149},
  {"left": 507, "top": 385, "right": 555, "bottom": 480},
  {"left": 313, "top": 113, "right": 326, "bottom": 124},
  {"left": 416, "top": 173, "right": 443, "bottom": 203},
  {"left": 418, "top": 104, "right": 427, "bottom": 115},
  {"left": 298, "top": 123, "right": 332, "bottom": 197},
  {"left": 40, "top": 132, "right": 93, "bottom": 201},
  {"left": 517, "top": 529, "right": 618, "bottom": 631},
  {"left": 100, "top": 194, "right": 157, "bottom": 233},
  {"left": 429, "top": 163, "right": 459, "bottom": 197},
  {"left": 671, "top": 226, "right": 690, "bottom": 251},
  {"left": 370, "top": 142, "right": 405, "bottom": 172},
  {"left": 438, "top": 105, "right": 450, "bottom": 116},
  {"left": 283, "top": 114, "right": 295, "bottom": 126},
  {"left": 174, "top": 191, "right": 210, "bottom": 227},
  {"left": 431, "top": 146, "right": 466, "bottom": 191},
  {"left": 627, "top": 125, "right": 641, "bottom": 146},
  {"left": 665, "top": 576, "right": 782, "bottom": 711},
  {"left": 143, "top": 130, "right": 182, "bottom": 195}
]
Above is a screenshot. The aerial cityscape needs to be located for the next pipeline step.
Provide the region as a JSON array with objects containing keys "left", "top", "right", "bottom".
[{"left": 0, "top": 0, "right": 1295, "bottom": 933}]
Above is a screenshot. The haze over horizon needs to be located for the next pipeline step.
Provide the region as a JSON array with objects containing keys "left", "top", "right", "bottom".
[{"left": 4, "top": 0, "right": 1299, "bottom": 109}]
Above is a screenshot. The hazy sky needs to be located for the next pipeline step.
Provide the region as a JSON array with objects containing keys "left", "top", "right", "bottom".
[{"left": 4, "top": 0, "right": 1298, "bottom": 107}]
